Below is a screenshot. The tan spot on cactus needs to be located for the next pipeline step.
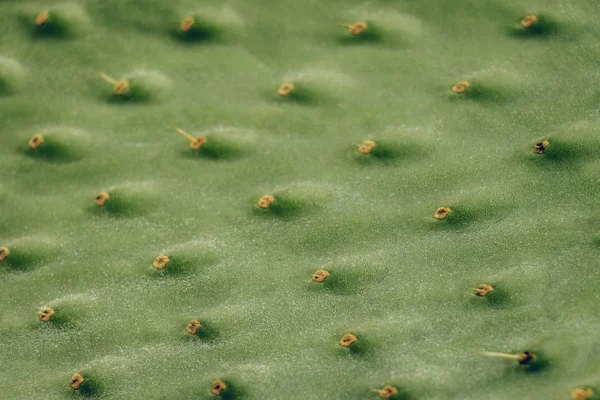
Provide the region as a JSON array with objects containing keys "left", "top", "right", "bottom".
[
  {"left": 174, "top": 127, "right": 206, "bottom": 150},
  {"left": 36, "top": 11, "right": 49, "bottom": 26},
  {"left": 181, "top": 16, "right": 195, "bottom": 32},
  {"left": 211, "top": 380, "right": 226, "bottom": 395},
  {"left": 29, "top": 134, "right": 44, "bottom": 149},
  {"left": 534, "top": 140, "right": 549, "bottom": 154},
  {"left": 452, "top": 81, "right": 470, "bottom": 94},
  {"left": 278, "top": 82, "right": 295, "bottom": 97},
  {"left": 480, "top": 350, "right": 536, "bottom": 365},
  {"left": 186, "top": 319, "right": 201, "bottom": 335},
  {"left": 99, "top": 73, "right": 129, "bottom": 95},
  {"left": 69, "top": 373, "right": 84, "bottom": 390},
  {"left": 257, "top": 195, "right": 275, "bottom": 209},
  {"left": 359, "top": 140, "right": 376, "bottom": 154},
  {"left": 518, "top": 351, "right": 536, "bottom": 365},
  {"left": 95, "top": 192, "right": 110, "bottom": 206},
  {"left": 339, "top": 333, "right": 357, "bottom": 347},
  {"left": 521, "top": 15, "right": 538, "bottom": 28},
  {"left": 114, "top": 80, "right": 129, "bottom": 95},
  {"left": 473, "top": 284, "right": 494, "bottom": 297},
  {"left": 372, "top": 385, "right": 399, "bottom": 399},
  {"left": 153, "top": 255, "right": 169, "bottom": 270},
  {"left": 433, "top": 207, "right": 451, "bottom": 220},
  {"left": 312, "top": 269, "right": 329, "bottom": 283},
  {"left": 345, "top": 22, "right": 368, "bottom": 36},
  {"left": 0, "top": 247, "right": 9, "bottom": 262},
  {"left": 190, "top": 136, "right": 206, "bottom": 150},
  {"left": 38, "top": 306, "right": 54, "bottom": 322},
  {"left": 571, "top": 388, "right": 594, "bottom": 400}
]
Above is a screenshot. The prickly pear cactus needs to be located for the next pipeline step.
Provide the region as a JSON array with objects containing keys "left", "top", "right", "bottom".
[{"left": 1, "top": 1, "right": 599, "bottom": 399}]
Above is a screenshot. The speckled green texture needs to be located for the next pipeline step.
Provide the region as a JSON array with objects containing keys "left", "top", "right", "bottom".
[{"left": 1, "top": 1, "right": 600, "bottom": 399}]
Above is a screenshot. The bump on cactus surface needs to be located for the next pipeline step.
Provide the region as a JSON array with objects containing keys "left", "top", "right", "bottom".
[{"left": 1, "top": 0, "right": 600, "bottom": 399}]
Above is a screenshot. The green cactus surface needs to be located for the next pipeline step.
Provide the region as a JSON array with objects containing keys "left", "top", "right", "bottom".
[{"left": 1, "top": 0, "right": 600, "bottom": 399}]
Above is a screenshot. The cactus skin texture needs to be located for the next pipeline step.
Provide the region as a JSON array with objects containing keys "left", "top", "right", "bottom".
[{"left": 1, "top": 0, "right": 600, "bottom": 399}]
